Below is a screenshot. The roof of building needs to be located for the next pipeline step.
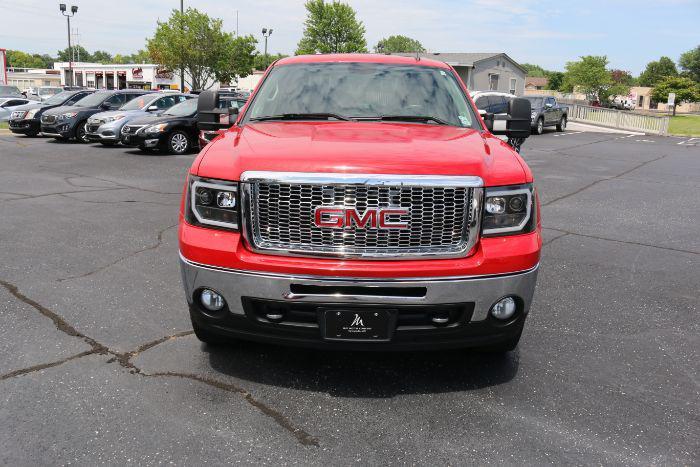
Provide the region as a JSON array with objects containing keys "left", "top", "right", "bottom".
[
  {"left": 394, "top": 52, "right": 527, "bottom": 73},
  {"left": 525, "top": 77, "right": 549, "bottom": 87}
]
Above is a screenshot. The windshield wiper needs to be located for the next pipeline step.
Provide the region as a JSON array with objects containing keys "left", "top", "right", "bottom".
[
  {"left": 250, "top": 112, "right": 353, "bottom": 122},
  {"left": 374, "top": 115, "right": 449, "bottom": 125}
]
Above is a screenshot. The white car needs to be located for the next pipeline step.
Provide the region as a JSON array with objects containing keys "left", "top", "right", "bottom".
[{"left": 0, "top": 98, "right": 35, "bottom": 121}]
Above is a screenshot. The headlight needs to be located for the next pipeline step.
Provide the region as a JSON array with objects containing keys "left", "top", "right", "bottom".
[
  {"left": 482, "top": 183, "right": 536, "bottom": 236},
  {"left": 143, "top": 123, "right": 167, "bottom": 134},
  {"left": 10, "top": 110, "right": 27, "bottom": 119},
  {"left": 59, "top": 111, "right": 78, "bottom": 120},
  {"left": 104, "top": 114, "right": 125, "bottom": 122},
  {"left": 26, "top": 108, "right": 40, "bottom": 119},
  {"left": 186, "top": 176, "right": 239, "bottom": 230}
]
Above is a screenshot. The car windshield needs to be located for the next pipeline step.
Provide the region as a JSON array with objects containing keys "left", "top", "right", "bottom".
[
  {"left": 525, "top": 97, "right": 544, "bottom": 107},
  {"left": 163, "top": 98, "right": 197, "bottom": 116},
  {"left": 120, "top": 95, "right": 155, "bottom": 111},
  {"left": 44, "top": 92, "right": 74, "bottom": 105},
  {"left": 0, "top": 85, "right": 21, "bottom": 95},
  {"left": 72, "top": 92, "right": 111, "bottom": 107},
  {"left": 245, "top": 62, "right": 477, "bottom": 128}
]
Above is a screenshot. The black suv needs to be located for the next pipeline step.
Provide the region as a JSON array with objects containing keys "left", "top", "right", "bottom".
[
  {"left": 9, "top": 90, "right": 95, "bottom": 136},
  {"left": 41, "top": 89, "right": 153, "bottom": 142}
]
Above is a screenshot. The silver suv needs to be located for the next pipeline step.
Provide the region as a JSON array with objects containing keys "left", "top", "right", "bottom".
[{"left": 85, "top": 93, "right": 192, "bottom": 145}]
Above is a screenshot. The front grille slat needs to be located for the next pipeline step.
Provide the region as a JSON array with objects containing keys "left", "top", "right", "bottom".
[{"left": 244, "top": 174, "right": 481, "bottom": 259}]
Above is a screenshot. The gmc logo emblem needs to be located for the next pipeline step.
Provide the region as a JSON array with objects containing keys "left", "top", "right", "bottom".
[{"left": 314, "top": 207, "right": 410, "bottom": 229}]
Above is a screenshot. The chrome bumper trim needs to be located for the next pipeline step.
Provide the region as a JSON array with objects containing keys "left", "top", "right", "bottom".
[{"left": 179, "top": 253, "right": 539, "bottom": 321}]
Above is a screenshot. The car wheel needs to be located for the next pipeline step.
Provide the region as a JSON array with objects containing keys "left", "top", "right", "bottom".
[
  {"left": 192, "top": 320, "right": 231, "bottom": 346},
  {"left": 534, "top": 118, "right": 544, "bottom": 135},
  {"left": 75, "top": 121, "right": 89, "bottom": 143},
  {"left": 556, "top": 116, "right": 567, "bottom": 132},
  {"left": 168, "top": 131, "right": 190, "bottom": 154}
]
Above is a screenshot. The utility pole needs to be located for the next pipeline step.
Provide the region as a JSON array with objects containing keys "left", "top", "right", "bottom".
[
  {"left": 236, "top": 10, "right": 239, "bottom": 36},
  {"left": 72, "top": 28, "right": 81, "bottom": 62},
  {"left": 262, "top": 27, "right": 273, "bottom": 68},
  {"left": 180, "top": 0, "right": 185, "bottom": 91},
  {"left": 59, "top": 4, "right": 78, "bottom": 87}
]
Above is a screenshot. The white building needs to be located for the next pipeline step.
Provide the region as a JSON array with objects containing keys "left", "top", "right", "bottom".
[{"left": 53, "top": 62, "right": 184, "bottom": 91}]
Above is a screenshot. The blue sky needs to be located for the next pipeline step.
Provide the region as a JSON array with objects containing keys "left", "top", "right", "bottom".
[{"left": 2, "top": 0, "right": 699, "bottom": 74}]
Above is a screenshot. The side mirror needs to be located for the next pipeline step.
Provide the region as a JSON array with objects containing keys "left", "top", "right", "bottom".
[
  {"left": 545, "top": 102, "right": 553, "bottom": 108},
  {"left": 147, "top": 105, "right": 159, "bottom": 111},
  {"left": 197, "top": 90, "right": 231, "bottom": 131},
  {"left": 101, "top": 102, "right": 111, "bottom": 110},
  {"left": 490, "top": 98, "right": 531, "bottom": 140}
]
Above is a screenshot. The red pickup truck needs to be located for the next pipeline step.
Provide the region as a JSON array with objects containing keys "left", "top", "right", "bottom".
[{"left": 179, "top": 54, "right": 540, "bottom": 352}]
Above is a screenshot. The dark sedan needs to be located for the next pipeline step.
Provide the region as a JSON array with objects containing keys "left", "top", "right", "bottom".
[
  {"left": 40, "top": 89, "right": 153, "bottom": 142},
  {"left": 8, "top": 90, "right": 95, "bottom": 136},
  {"left": 121, "top": 98, "right": 199, "bottom": 154}
]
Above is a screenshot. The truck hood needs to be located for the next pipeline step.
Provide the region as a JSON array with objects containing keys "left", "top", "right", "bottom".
[{"left": 195, "top": 121, "right": 530, "bottom": 186}]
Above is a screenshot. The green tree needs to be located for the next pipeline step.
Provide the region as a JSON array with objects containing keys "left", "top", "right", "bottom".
[
  {"left": 651, "top": 76, "right": 700, "bottom": 115},
  {"left": 638, "top": 56, "right": 677, "bottom": 87},
  {"left": 254, "top": 53, "right": 288, "bottom": 71},
  {"left": 147, "top": 8, "right": 257, "bottom": 90},
  {"left": 545, "top": 71, "right": 565, "bottom": 91},
  {"left": 57, "top": 45, "right": 91, "bottom": 62},
  {"left": 5, "top": 50, "right": 51, "bottom": 68},
  {"left": 563, "top": 55, "right": 612, "bottom": 100},
  {"left": 295, "top": 0, "right": 367, "bottom": 54},
  {"left": 91, "top": 50, "right": 113, "bottom": 64},
  {"left": 129, "top": 49, "right": 151, "bottom": 64},
  {"left": 521, "top": 63, "right": 547, "bottom": 77},
  {"left": 374, "top": 35, "right": 424, "bottom": 53},
  {"left": 679, "top": 45, "right": 700, "bottom": 83}
]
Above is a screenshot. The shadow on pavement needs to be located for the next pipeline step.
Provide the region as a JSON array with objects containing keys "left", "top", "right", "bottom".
[{"left": 201, "top": 341, "right": 519, "bottom": 398}]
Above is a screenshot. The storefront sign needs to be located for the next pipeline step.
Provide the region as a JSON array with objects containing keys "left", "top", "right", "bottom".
[{"left": 132, "top": 67, "right": 143, "bottom": 79}]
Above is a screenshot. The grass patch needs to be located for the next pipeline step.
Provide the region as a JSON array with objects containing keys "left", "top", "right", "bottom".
[
  {"left": 668, "top": 114, "right": 700, "bottom": 137},
  {"left": 0, "top": 122, "right": 8, "bottom": 130}
]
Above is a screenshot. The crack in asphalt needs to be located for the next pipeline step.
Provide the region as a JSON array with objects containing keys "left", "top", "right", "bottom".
[
  {"left": 541, "top": 154, "right": 669, "bottom": 207},
  {"left": 0, "top": 187, "right": 128, "bottom": 203},
  {"left": 0, "top": 279, "right": 320, "bottom": 448},
  {"left": 44, "top": 168, "right": 182, "bottom": 196},
  {"left": 542, "top": 232, "right": 570, "bottom": 247},
  {"left": 56, "top": 222, "right": 178, "bottom": 282},
  {"left": 542, "top": 228, "right": 699, "bottom": 256},
  {"left": 0, "top": 350, "right": 98, "bottom": 382},
  {"left": 57, "top": 193, "right": 174, "bottom": 206}
]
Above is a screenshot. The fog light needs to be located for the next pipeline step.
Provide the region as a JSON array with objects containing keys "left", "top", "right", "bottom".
[
  {"left": 200, "top": 289, "right": 225, "bottom": 311},
  {"left": 490, "top": 296, "right": 517, "bottom": 320}
]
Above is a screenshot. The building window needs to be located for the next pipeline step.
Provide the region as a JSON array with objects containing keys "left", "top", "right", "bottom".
[
  {"left": 489, "top": 74, "right": 499, "bottom": 91},
  {"left": 510, "top": 78, "right": 517, "bottom": 95},
  {"left": 43, "top": 80, "right": 51, "bottom": 86}
]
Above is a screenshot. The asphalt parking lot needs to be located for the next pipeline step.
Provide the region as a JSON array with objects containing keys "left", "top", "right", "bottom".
[{"left": 0, "top": 128, "right": 698, "bottom": 465}]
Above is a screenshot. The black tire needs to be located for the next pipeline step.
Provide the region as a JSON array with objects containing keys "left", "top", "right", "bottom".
[
  {"left": 167, "top": 130, "right": 190, "bottom": 154},
  {"left": 75, "top": 121, "right": 89, "bottom": 143},
  {"left": 556, "top": 116, "right": 567, "bottom": 132},
  {"left": 192, "top": 320, "right": 231, "bottom": 346},
  {"left": 533, "top": 118, "right": 544, "bottom": 135}
]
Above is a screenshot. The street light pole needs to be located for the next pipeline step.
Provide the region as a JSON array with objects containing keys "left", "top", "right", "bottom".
[
  {"left": 59, "top": 4, "right": 78, "bottom": 87},
  {"left": 180, "top": 0, "right": 185, "bottom": 91},
  {"left": 262, "top": 28, "right": 273, "bottom": 68}
]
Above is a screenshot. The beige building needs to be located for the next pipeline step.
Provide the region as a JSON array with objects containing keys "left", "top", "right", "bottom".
[
  {"left": 525, "top": 77, "right": 548, "bottom": 91},
  {"left": 6, "top": 67, "right": 61, "bottom": 91}
]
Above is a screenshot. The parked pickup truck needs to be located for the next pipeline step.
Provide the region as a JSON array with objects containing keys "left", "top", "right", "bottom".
[
  {"left": 180, "top": 54, "right": 540, "bottom": 353},
  {"left": 525, "top": 95, "right": 568, "bottom": 135}
]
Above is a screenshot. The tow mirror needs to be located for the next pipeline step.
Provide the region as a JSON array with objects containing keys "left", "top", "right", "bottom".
[
  {"left": 490, "top": 98, "right": 531, "bottom": 140},
  {"left": 197, "top": 90, "right": 232, "bottom": 131}
]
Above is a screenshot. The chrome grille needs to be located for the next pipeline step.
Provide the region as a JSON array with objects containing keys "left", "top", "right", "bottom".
[{"left": 242, "top": 172, "right": 483, "bottom": 259}]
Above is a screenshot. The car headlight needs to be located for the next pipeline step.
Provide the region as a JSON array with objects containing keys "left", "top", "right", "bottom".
[
  {"left": 186, "top": 176, "right": 239, "bottom": 230},
  {"left": 143, "top": 123, "right": 168, "bottom": 134},
  {"left": 104, "top": 114, "right": 125, "bottom": 122},
  {"left": 11, "top": 110, "right": 27, "bottom": 119},
  {"left": 59, "top": 111, "right": 78, "bottom": 120},
  {"left": 482, "top": 183, "right": 536, "bottom": 236},
  {"left": 26, "top": 109, "right": 40, "bottom": 119}
]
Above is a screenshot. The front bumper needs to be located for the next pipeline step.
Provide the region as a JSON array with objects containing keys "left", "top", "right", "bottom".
[
  {"left": 86, "top": 124, "right": 120, "bottom": 142},
  {"left": 121, "top": 132, "right": 163, "bottom": 148},
  {"left": 180, "top": 254, "right": 538, "bottom": 350},
  {"left": 9, "top": 119, "right": 40, "bottom": 134},
  {"left": 41, "top": 121, "right": 75, "bottom": 138}
]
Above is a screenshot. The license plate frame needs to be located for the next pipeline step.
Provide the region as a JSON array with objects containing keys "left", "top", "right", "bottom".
[{"left": 321, "top": 308, "right": 396, "bottom": 342}]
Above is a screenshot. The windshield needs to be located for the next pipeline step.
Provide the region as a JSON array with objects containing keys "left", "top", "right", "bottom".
[
  {"left": 72, "top": 92, "right": 110, "bottom": 107},
  {"left": 44, "top": 92, "right": 74, "bottom": 105},
  {"left": 525, "top": 97, "right": 544, "bottom": 108},
  {"left": 0, "top": 85, "right": 21, "bottom": 95},
  {"left": 120, "top": 95, "right": 156, "bottom": 111},
  {"left": 164, "top": 98, "right": 197, "bottom": 116},
  {"left": 245, "top": 63, "right": 477, "bottom": 128}
]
